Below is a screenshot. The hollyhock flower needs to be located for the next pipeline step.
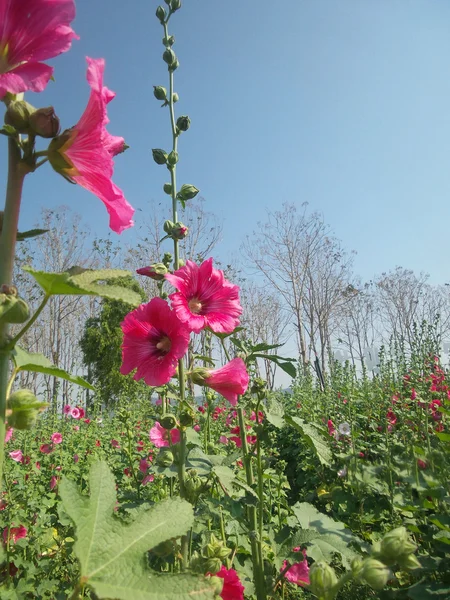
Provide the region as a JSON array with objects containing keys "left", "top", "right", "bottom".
[
  {"left": 51, "top": 432, "right": 62, "bottom": 444},
  {"left": 411, "top": 388, "right": 417, "bottom": 401},
  {"left": 149, "top": 422, "right": 180, "bottom": 448},
  {"left": 198, "top": 405, "right": 206, "bottom": 414},
  {"left": 70, "top": 407, "right": 81, "bottom": 419},
  {"left": 210, "top": 566, "right": 245, "bottom": 600},
  {"left": 193, "top": 424, "right": 201, "bottom": 432},
  {"left": 3, "top": 525, "right": 27, "bottom": 545},
  {"left": 219, "top": 435, "right": 228, "bottom": 444},
  {"left": 142, "top": 474, "right": 154, "bottom": 486},
  {"left": 281, "top": 557, "right": 310, "bottom": 586},
  {"left": 73, "top": 454, "right": 79, "bottom": 463},
  {"left": 338, "top": 467, "right": 347, "bottom": 478},
  {"left": 84, "top": 418, "right": 91, "bottom": 424},
  {"left": 417, "top": 459, "right": 427, "bottom": 470},
  {"left": 35, "top": 461, "right": 40, "bottom": 470},
  {"left": 73, "top": 425, "right": 80, "bottom": 431},
  {"left": 48, "top": 57, "right": 134, "bottom": 234},
  {"left": 229, "top": 426, "right": 256, "bottom": 448},
  {"left": 111, "top": 439, "right": 120, "bottom": 448},
  {"left": 192, "top": 358, "right": 249, "bottom": 406},
  {"left": 77, "top": 407, "right": 85, "bottom": 419},
  {"left": 123, "top": 467, "right": 131, "bottom": 477},
  {"left": 63, "top": 404, "right": 71, "bottom": 415},
  {"left": 166, "top": 258, "right": 242, "bottom": 334},
  {"left": 386, "top": 409, "right": 397, "bottom": 425},
  {"left": 5, "top": 428, "right": 13, "bottom": 443},
  {"left": 95, "top": 440, "right": 101, "bottom": 447},
  {"left": 139, "top": 458, "right": 149, "bottom": 473},
  {"left": 9, "top": 450, "right": 22, "bottom": 462},
  {"left": 0, "top": 0, "right": 78, "bottom": 98},
  {"left": 50, "top": 476, "right": 58, "bottom": 490},
  {"left": 39, "top": 443, "right": 53, "bottom": 454},
  {"left": 327, "top": 419, "right": 335, "bottom": 436},
  {"left": 120, "top": 298, "right": 190, "bottom": 387},
  {"left": 338, "top": 422, "right": 351, "bottom": 436}
]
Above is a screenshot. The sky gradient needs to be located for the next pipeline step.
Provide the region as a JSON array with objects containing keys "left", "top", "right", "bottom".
[{"left": 6, "top": 0, "right": 450, "bottom": 287}]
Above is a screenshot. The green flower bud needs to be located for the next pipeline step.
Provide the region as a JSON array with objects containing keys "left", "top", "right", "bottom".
[
  {"left": 163, "top": 252, "right": 173, "bottom": 265},
  {"left": 179, "top": 411, "right": 194, "bottom": 427},
  {"left": 359, "top": 558, "right": 390, "bottom": 591},
  {"left": 217, "top": 546, "right": 232, "bottom": 559},
  {"left": 136, "top": 263, "right": 168, "bottom": 281},
  {"left": 205, "top": 543, "right": 216, "bottom": 558},
  {"left": 176, "top": 184, "right": 199, "bottom": 202},
  {"left": 170, "top": 0, "right": 181, "bottom": 11},
  {"left": 8, "top": 389, "right": 48, "bottom": 431},
  {"left": 208, "top": 575, "right": 224, "bottom": 594},
  {"left": 156, "top": 448, "right": 174, "bottom": 467},
  {"left": 163, "top": 48, "right": 177, "bottom": 67},
  {"left": 0, "top": 294, "right": 29, "bottom": 324},
  {"left": 29, "top": 107, "right": 60, "bottom": 138},
  {"left": 397, "top": 553, "right": 421, "bottom": 570},
  {"left": 190, "top": 367, "right": 210, "bottom": 387},
  {"left": 156, "top": 5, "right": 166, "bottom": 22},
  {"left": 204, "top": 558, "right": 222, "bottom": 575},
  {"left": 160, "top": 414, "right": 178, "bottom": 430},
  {"left": 153, "top": 86, "right": 167, "bottom": 101},
  {"left": 351, "top": 558, "right": 364, "bottom": 577},
  {"left": 378, "top": 527, "right": 417, "bottom": 565},
  {"left": 163, "top": 183, "right": 173, "bottom": 195},
  {"left": 152, "top": 148, "right": 168, "bottom": 165},
  {"left": 176, "top": 115, "right": 191, "bottom": 132},
  {"left": 163, "top": 35, "right": 175, "bottom": 47},
  {"left": 172, "top": 93, "right": 179, "bottom": 103},
  {"left": 4, "top": 100, "right": 36, "bottom": 133},
  {"left": 172, "top": 223, "right": 188, "bottom": 239},
  {"left": 169, "top": 59, "right": 179, "bottom": 72},
  {"left": 163, "top": 219, "right": 175, "bottom": 234},
  {"left": 167, "top": 150, "right": 179, "bottom": 166},
  {"left": 309, "top": 562, "right": 338, "bottom": 599}
]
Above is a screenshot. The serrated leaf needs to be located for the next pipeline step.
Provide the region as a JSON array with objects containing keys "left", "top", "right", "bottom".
[
  {"left": 23, "top": 266, "right": 141, "bottom": 305},
  {"left": 60, "top": 461, "right": 214, "bottom": 599},
  {"left": 285, "top": 416, "right": 332, "bottom": 466},
  {"left": 13, "top": 346, "right": 93, "bottom": 390},
  {"left": 16, "top": 228, "right": 49, "bottom": 241}
]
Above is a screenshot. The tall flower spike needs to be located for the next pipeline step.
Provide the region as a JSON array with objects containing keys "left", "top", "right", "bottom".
[
  {"left": 120, "top": 297, "right": 190, "bottom": 387},
  {"left": 48, "top": 57, "right": 134, "bottom": 234},
  {"left": 166, "top": 258, "right": 242, "bottom": 333},
  {"left": 0, "top": 0, "right": 78, "bottom": 98}
]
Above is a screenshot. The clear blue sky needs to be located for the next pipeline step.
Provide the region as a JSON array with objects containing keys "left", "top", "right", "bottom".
[{"left": 8, "top": 0, "right": 450, "bottom": 285}]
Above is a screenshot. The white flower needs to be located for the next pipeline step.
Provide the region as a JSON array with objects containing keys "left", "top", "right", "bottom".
[{"left": 338, "top": 422, "right": 351, "bottom": 436}]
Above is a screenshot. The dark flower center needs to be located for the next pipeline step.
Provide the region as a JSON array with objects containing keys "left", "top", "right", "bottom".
[{"left": 156, "top": 336, "right": 172, "bottom": 355}]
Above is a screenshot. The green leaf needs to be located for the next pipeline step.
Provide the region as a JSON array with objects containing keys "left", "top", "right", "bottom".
[
  {"left": 252, "top": 354, "right": 297, "bottom": 378},
  {"left": 407, "top": 582, "right": 450, "bottom": 599},
  {"left": 285, "top": 416, "right": 332, "bottom": 466},
  {"left": 13, "top": 346, "right": 93, "bottom": 390},
  {"left": 264, "top": 397, "right": 285, "bottom": 429},
  {"left": 16, "top": 228, "right": 49, "bottom": 241},
  {"left": 435, "top": 432, "right": 450, "bottom": 442},
  {"left": 23, "top": 266, "right": 141, "bottom": 305},
  {"left": 60, "top": 461, "right": 214, "bottom": 600}
]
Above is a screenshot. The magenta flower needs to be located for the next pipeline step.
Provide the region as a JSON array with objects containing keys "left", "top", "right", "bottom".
[
  {"left": 3, "top": 524, "right": 27, "bottom": 545},
  {"left": 0, "top": 0, "right": 77, "bottom": 98},
  {"left": 142, "top": 474, "right": 154, "bottom": 486},
  {"left": 120, "top": 298, "right": 190, "bottom": 387},
  {"left": 5, "top": 428, "right": 13, "bottom": 443},
  {"left": 51, "top": 432, "right": 62, "bottom": 444},
  {"left": 48, "top": 57, "right": 134, "bottom": 234},
  {"left": 149, "top": 422, "right": 180, "bottom": 448},
  {"left": 39, "top": 443, "right": 53, "bottom": 454},
  {"left": 50, "top": 475, "right": 58, "bottom": 490},
  {"left": 70, "top": 407, "right": 81, "bottom": 419},
  {"left": 281, "top": 558, "right": 310, "bottom": 586},
  {"left": 139, "top": 458, "right": 149, "bottom": 473},
  {"left": 63, "top": 404, "right": 71, "bottom": 415},
  {"left": 327, "top": 419, "right": 335, "bottom": 436},
  {"left": 111, "top": 439, "right": 120, "bottom": 448},
  {"left": 9, "top": 449, "right": 22, "bottom": 462},
  {"left": 210, "top": 566, "right": 245, "bottom": 600},
  {"left": 198, "top": 358, "right": 249, "bottom": 406},
  {"left": 166, "top": 258, "right": 242, "bottom": 334}
]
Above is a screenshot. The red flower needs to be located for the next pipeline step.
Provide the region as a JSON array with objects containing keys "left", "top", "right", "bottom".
[
  {"left": 166, "top": 258, "right": 242, "bottom": 334},
  {"left": 327, "top": 419, "right": 335, "bottom": 436},
  {"left": 3, "top": 525, "right": 27, "bottom": 545},
  {"left": 121, "top": 298, "right": 190, "bottom": 387},
  {"left": 48, "top": 57, "right": 134, "bottom": 233},
  {"left": 211, "top": 566, "right": 244, "bottom": 600}
]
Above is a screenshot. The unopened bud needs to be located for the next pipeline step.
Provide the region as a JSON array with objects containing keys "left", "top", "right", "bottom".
[
  {"left": 170, "top": 0, "right": 181, "bottom": 11},
  {"left": 160, "top": 414, "right": 178, "bottom": 430},
  {"left": 136, "top": 263, "right": 168, "bottom": 281},
  {"left": 156, "top": 5, "right": 166, "bottom": 22},
  {"left": 0, "top": 294, "right": 29, "bottom": 325},
  {"left": 172, "top": 93, "right": 179, "bottom": 103},
  {"left": 163, "top": 183, "right": 173, "bottom": 195},
  {"left": 309, "top": 562, "right": 338, "bottom": 599},
  {"left": 163, "top": 48, "right": 177, "bottom": 67},
  {"left": 167, "top": 150, "right": 179, "bottom": 166},
  {"left": 179, "top": 411, "right": 194, "bottom": 427},
  {"left": 163, "top": 35, "right": 175, "bottom": 47},
  {"left": 190, "top": 368, "right": 210, "bottom": 387},
  {"left": 176, "top": 184, "right": 199, "bottom": 202},
  {"left": 205, "top": 558, "right": 222, "bottom": 576},
  {"left": 169, "top": 59, "right": 179, "bottom": 72},
  {"left": 359, "top": 558, "right": 390, "bottom": 591},
  {"left": 153, "top": 86, "right": 167, "bottom": 101},
  {"left": 176, "top": 115, "right": 191, "bottom": 133},
  {"left": 397, "top": 553, "right": 421, "bottom": 570},
  {"left": 4, "top": 100, "right": 36, "bottom": 133},
  {"left": 377, "top": 527, "right": 417, "bottom": 565},
  {"left": 29, "top": 107, "right": 60, "bottom": 138},
  {"left": 8, "top": 389, "right": 48, "bottom": 430},
  {"left": 156, "top": 448, "right": 174, "bottom": 467},
  {"left": 172, "top": 223, "right": 188, "bottom": 239},
  {"left": 152, "top": 148, "right": 168, "bottom": 165}
]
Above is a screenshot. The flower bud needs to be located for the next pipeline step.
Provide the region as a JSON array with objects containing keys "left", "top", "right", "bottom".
[
  {"left": 190, "top": 368, "right": 210, "bottom": 387},
  {"left": 163, "top": 183, "right": 173, "bottom": 195},
  {"left": 205, "top": 558, "right": 222, "bottom": 575},
  {"left": 170, "top": 0, "right": 181, "bottom": 11},
  {"left": 163, "top": 35, "right": 175, "bottom": 47},
  {"left": 377, "top": 527, "right": 417, "bottom": 565},
  {"left": 309, "top": 562, "right": 338, "bottom": 599},
  {"left": 172, "top": 223, "right": 188, "bottom": 239},
  {"left": 163, "top": 48, "right": 177, "bottom": 67},
  {"left": 156, "top": 448, "right": 174, "bottom": 467},
  {"left": 172, "top": 93, "right": 179, "bottom": 103},
  {"left": 179, "top": 411, "right": 194, "bottom": 427},
  {"left": 136, "top": 263, "right": 168, "bottom": 280},
  {"left": 169, "top": 59, "right": 179, "bottom": 72},
  {"left": 397, "top": 553, "right": 421, "bottom": 570},
  {"left": 208, "top": 575, "right": 224, "bottom": 594},
  {"left": 359, "top": 559, "right": 390, "bottom": 591},
  {"left": 176, "top": 115, "right": 191, "bottom": 133},
  {"left": 4, "top": 100, "right": 36, "bottom": 133},
  {"left": 160, "top": 414, "right": 178, "bottom": 430},
  {"left": 153, "top": 86, "right": 167, "bottom": 101},
  {"left": 29, "top": 107, "right": 60, "bottom": 138},
  {"left": 0, "top": 294, "right": 29, "bottom": 324},
  {"left": 167, "top": 151, "right": 179, "bottom": 166},
  {"left": 8, "top": 389, "right": 48, "bottom": 430},
  {"left": 176, "top": 184, "right": 199, "bottom": 202},
  {"left": 152, "top": 148, "right": 168, "bottom": 165},
  {"left": 156, "top": 5, "right": 166, "bottom": 22}
]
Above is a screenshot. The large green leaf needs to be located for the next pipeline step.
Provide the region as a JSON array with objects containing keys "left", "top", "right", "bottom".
[
  {"left": 23, "top": 266, "right": 141, "bottom": 305},
  {"left": 16, "top": 228, "right": 49, "bottom": 241},
  {"left": 13, "top": 346, "right": 93, "bottom": 390},
  {"left": 285, "top": 416, "right": 332, "bottom": 466},
  {"left": 60, "top": 461, "right": 215, "bottom": 600}
]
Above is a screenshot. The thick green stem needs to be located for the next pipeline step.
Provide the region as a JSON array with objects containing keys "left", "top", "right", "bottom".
[{"left": 0, "top": 137, "right": 26, "bottom": 490}]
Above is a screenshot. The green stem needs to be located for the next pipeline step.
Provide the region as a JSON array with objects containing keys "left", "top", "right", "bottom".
[{"left": 0, "top": 137, "right": 26, "bottom": 491}]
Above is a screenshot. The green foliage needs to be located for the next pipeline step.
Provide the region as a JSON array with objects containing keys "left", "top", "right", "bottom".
[
  {"left": 60, "top": 461, "right": 215, "bottom": 599},
  {"left": 285, "top": 415, "right": 333, "bottom": 466}
]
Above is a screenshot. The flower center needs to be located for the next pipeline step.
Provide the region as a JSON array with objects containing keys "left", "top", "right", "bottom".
[
  {"left": 188, "top": 298, "right": 202, "bottom": 314},
  {"left": 156, "top": 336, "right": 171, "bottom": 355}
]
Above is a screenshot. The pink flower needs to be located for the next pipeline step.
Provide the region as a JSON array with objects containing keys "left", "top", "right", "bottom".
[
  {"left": 281, "top": 558, "right": 310, "bottom": 586},
  {"left": 166, "top": 258, "right": 242, "bottom": 334},
  {"left": 9, "top": 450, "right": 22, "bottom": 462},
  {"left": 142, "top": 474, "right": 154, "bottom": 486},
  {"left": 111, "top": 439, "right": 120, "bottom": 448},
  {"left": 149, "top": 422, "right": 180, "bottom": 448},
  {"left": 210, "top": 566, "right": 245, "bottom": 600},
  {"left": 120, "top": 298, "right": 190, "bottom": 387},
  {"left": 411, "top": 388, "right": 417, "bottom": 401},
  {"left": 63, "top": 404, "right": 71, "bottom": 415},
  {"left": 219, "top": 435, "right": 228, "bottom": 444},
  {"left": 73, "top": 425, "right": 80, "bottom": 431},
  {"left": 139, "top": 458, "right": 149, "bottom": 473},
  {"left": 48, "top": 57, "right": 134, "bottom": 234},
  {"left": 73, "top": 454, "right": 79, "bottom": 463},
  {"left": 327, "top": 419, "right": 335, "bottom": 436},
  {"left": 386, "top": 409, "right": 397, "bottom": 425},
  {"left": 51, "top": 432, "right": 62, "bottom": 444},
  {"left": 77, "top": 407, "right": 85, "bottom": 419},
  {"left": 70, "top": 407, "right": 81, "bottom": 419},
  {"left": 39, "top": 443, "right": 53, "bottom": 454},
  {"left": 193, "top": 424, "right": 201, "bottom": 432},
  {"left": 5, "top": 428, "right": 13, "bottom": 443},
  {"left": 3, "top": 524, "right": 27, "bottom": 545},
  {"left": 50, "top": 476, "right": 58, "bottom": 490},
  {"left": 197, "top": 358, "right": 249, "bottom": 406},
  {"left": 0, "top": 0, "right": 77, "bottom": 98},
  {"left": 417, "top": 459, "right": 427, "bottom": 470}
]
